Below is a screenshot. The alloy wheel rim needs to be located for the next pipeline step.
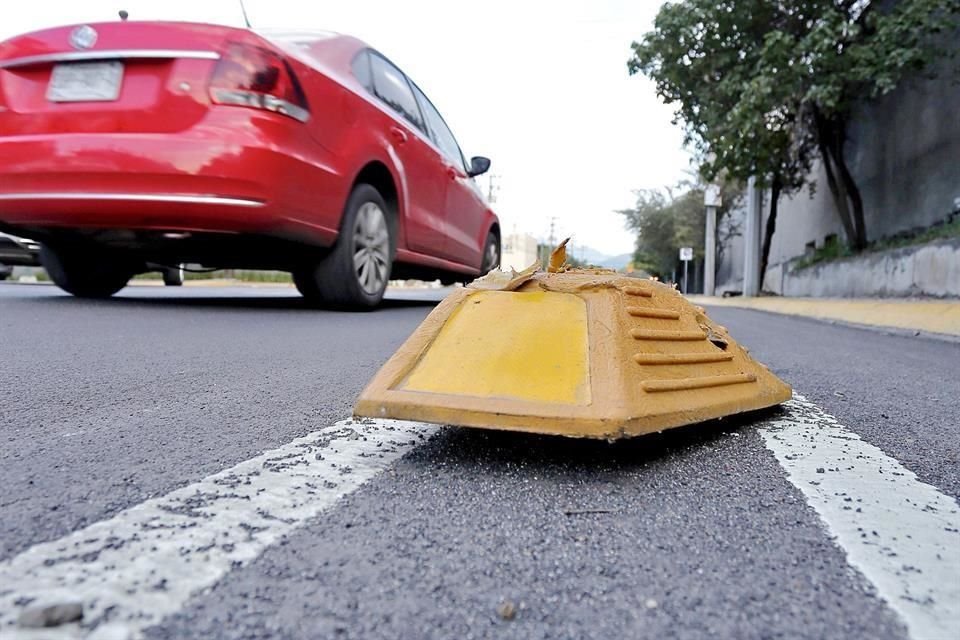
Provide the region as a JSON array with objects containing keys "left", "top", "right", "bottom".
[{"left": 353, "top": 202, "right": 390, "bottom": 295}]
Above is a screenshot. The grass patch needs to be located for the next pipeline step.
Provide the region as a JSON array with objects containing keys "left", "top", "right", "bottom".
[
  {"left": 872, "top": 216, "right": 960, "bottom": 252},
  {"left": 180, "top": 269, "right": 294, "bottom": 283},
  {"left": 793, "top": 235, "right": 852, "bottom": 269},
  {"left": 129, "top": 270, "right": 295, "bottom": 283},
  {"left": 223, "top": 270, "right": 294, "bottom": 284},
  {"left": 793, "top": 216, "right": 960, "bottom": 270}
]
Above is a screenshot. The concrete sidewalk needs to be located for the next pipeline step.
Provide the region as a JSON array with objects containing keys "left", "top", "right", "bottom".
[{"left": 689, "top": 295, "right": 960, "bottom": 338}]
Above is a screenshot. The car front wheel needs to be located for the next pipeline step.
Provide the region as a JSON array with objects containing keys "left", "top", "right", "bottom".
[
  {"left": 162, "top": 265, "right": 185, "bottom": 286},
  {"left": 294, "top": 184, "right": 393, "bottom": 309},
  {"left": 480, "top": 231, "right": 500, "bottom": 275},
  {"left": 40, "top": 245, "right": 135, "bottom": 298}
]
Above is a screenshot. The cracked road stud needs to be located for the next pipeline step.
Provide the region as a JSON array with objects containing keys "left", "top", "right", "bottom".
[{"left": 354, "top": 243, "right": 791, "bottom": 439}]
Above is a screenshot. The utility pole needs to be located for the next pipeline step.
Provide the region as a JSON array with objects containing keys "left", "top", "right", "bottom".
[
  {"left": 742, "top": 177, "right": 763, "bottom": 296},
  {"left": 703, "top": 184, "right": 721, "bottom": 296},
  {"left": 486, "top": 174, "right": 499, "bottom": 203}
]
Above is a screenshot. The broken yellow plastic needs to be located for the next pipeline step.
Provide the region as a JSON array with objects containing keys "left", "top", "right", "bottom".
[{"left": 355, "top": 250, "right": 791, "bottom": 439}]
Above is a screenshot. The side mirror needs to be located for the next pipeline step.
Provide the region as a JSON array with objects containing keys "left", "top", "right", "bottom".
[{"left": 467, "top": 156, "right": 491, "bottom": 177}]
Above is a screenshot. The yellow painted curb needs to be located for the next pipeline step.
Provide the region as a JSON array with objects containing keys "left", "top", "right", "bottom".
[{"left": 690, "top": 296, "right": 960, "bottom": 337}]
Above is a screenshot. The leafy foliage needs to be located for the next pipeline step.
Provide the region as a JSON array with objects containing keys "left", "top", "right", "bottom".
[
  {"left": 629, "top": 0, "right": 960, "bottom": 251},
  {"left": 619, "top": 181, "right": 742, "bottom": 278}
]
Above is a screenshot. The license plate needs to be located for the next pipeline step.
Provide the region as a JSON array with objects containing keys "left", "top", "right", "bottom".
[{"left": 47, "top": 61, "right": 124, "bottom": 102}]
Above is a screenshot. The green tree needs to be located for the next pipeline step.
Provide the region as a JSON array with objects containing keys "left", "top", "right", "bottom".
[
  {"left": 619, "top": 180, "right": 742, "bottom": 280},
  {"left": 629, "top": 0, "right": 960, "bottom": 269},
  {"left": 619, "top": 189, "right": 676, "bottom": 277}
]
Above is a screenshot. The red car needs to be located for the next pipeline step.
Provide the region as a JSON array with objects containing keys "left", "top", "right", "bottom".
[{"left": 0, "top": 21, "right": 500, "bottom": 307}]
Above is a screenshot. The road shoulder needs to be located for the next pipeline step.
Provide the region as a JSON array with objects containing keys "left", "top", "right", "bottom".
[{"left": 690, "top": 296, "right": 960, "bottom": 339}]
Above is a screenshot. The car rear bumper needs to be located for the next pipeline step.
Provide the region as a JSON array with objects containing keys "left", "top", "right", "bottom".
[
  {"left": 0, "top": 190, "right": 275, "bottom": 235},
  {"left": 0, "top": 117, "right": 346, "bottom": 245}
]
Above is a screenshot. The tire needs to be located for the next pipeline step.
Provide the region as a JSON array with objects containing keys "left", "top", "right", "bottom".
[
  {"left": 39, "top": 245, "right": 134, "bottom": 298},
  {"left": 294, "top": 184, "right": 393, "bottom": 308},
  {"left": 480, "top": 230, "right": 500, "bottom": 275},
  {"left": 162, "top": 265, "right": 185, "bottom": 286}
]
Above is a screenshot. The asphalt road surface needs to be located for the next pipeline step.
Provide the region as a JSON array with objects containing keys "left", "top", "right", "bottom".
[{"left": 1, "top": 282, "right": 957, "bottom": 640}]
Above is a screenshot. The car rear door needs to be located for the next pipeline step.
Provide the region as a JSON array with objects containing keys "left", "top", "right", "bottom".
[
  {"left": 410, "top": 83, "right": 486, "bottom": 268},
  {"left": 366, "top": 52, "right": 446, "bottom": 256}
]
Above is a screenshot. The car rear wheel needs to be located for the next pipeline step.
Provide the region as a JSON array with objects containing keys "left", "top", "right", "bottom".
[
  {"left": 40, "top": 245, "right": 135, "bottom": 298},
  {"left": 294, "top": 184, "right": 393, "bottom": 308},
  {"left": 480, "top": 231, "right": 500, "bottom": 275}
]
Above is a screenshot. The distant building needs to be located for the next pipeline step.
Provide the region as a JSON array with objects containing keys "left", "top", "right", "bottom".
[{"left": 501, "top": 232, "right": 539, "bottom": 271}]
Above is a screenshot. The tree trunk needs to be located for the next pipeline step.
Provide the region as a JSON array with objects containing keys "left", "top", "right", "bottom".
[
  {"left": 759, "top": 175, "right": 781, "bottom": 292},
  {"left": 815, "top": 110, "right": 867, "bottom": 250},
  {"left": 816, "top": 113, "right": 856, "bottom": 245},
  {"left": 834, "top": 135, "right": 867, "bottom": 249},
  {"left": 821, "top": 142, "right": 857, "bottom": 243}
]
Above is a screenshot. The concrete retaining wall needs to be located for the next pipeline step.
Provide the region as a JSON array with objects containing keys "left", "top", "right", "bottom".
[
  {"left": 767, "top": 55, "right": 960, "bottom": 265},
  {"left": 715, "top": 52, "right": 960, "bottom": 298},
  {"left": 766, "top": 238, "right": 960, "bottom": 298}
]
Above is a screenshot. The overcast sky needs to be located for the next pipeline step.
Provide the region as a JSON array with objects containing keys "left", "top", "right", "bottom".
[{"left": 1, "top": 0, "right": 692, "bottom": 256}]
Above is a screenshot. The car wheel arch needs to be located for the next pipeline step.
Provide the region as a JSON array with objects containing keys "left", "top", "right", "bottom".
[
  {"left": 351, "top": 160, "right": 403, "bottom": 254},
  {"left": 488, "top": 222, "right": 501, "bottom": 247},
  {"left": 483, "top": 222, "right": 502, "bottom": 272},
  {"left": 487, "top": 221, "right": 501, "bottom": 259}
]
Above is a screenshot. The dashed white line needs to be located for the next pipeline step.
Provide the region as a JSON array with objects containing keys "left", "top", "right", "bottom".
[
  {"left": 0, "top": 418, "right": 439, "bottom": 639},
  {"left": 760, "top": 394, "right": 960, "bottom": 639}
]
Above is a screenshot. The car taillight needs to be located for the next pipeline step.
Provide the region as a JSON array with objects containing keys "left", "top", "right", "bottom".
[{"left": 209, "top": 42, "right": 310, "bottom": 123}]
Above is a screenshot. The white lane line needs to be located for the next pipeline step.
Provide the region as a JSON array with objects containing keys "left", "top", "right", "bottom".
[
  {"left": 760, "top": 395, "right": 960, "bottom": 639},
  {"left": 0, "top": 418, "right": 439, "bottom": 639}
]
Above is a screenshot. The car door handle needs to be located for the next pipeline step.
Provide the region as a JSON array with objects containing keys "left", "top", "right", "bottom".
[{"left": 389, "top": 127, "right": 408, "bottom": 144}]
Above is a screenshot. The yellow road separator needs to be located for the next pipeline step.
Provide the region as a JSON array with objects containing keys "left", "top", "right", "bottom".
[
  {"left": 355, "top": 244, "right": 791, "bottom": 439},
  {"left": 401, "top": 290, "right": 591, "bottom": 406}
]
